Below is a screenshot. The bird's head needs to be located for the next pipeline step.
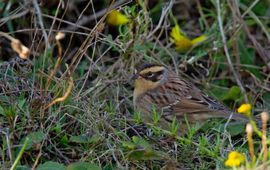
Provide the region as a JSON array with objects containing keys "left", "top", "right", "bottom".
[{"left": 132, "top": 63, "right": 168, "bottom": 96}]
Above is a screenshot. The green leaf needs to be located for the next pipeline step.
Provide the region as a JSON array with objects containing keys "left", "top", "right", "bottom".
[
  {"left": 216, "top": 122, "right": 245, "bottom": 137},
  {"left": 200, "top": 119, "right": 245, "bottom": 136},
  {"left": 123, "top": 136, "right": 167, "bottom": 160},
  {"left": 53, "top": 124, "right": 62, "bottom": 134},
  {"left": 0, "top": 105, "right": 4, "bottom": 116},
  {"left": 36, "top": 161, "right": 65, "bottom": 170},
  {"left": 262, "top": 92, "right": 270, "bottom": 110},
  {"left": 122, "top": 141, "right": 136, "bottom": 150},
  {"left": 170, "top": 117, "right": 179, "bottom": 135},
  {"left": 24, "top": 131, "right": 45, "bottom": 150},
  {"left": 133, "top": 44, "right": 148, "bottom": 52},
  {"left": 252, "top": 1, "right": 268, "bottom": 16},
  {"left": 151, "top": 107, "right": 160, "bottom": 124},
  {"left": 238, "top": 37, "right": 263, "bottom": 80},
  {"left": 66, "top": 162, "right": 101, "bottom": 170},
  {"left": 103, "top": 164, "right": 115, "bottom": 170},
  {"left": 15, "top": 165, "right": 31, "bottom": 170},
  {"left": 208, "top": 86, "right": 228, "bottom": 101},
  {"left": 60, "top": 134, "right": 69, "bottom": 147},
  {"left": 18, "top": 97, "right": 26, "bottom": 110},
  {"left": 200, "top": 120, "right": 222, "bottom": 132},
  {"left": 5, "top": 107, "right": 17, "bottom": 117},
  {"left": 222, "top": 86, "right": 241, "bottom": 101},
  {"left": 132, "top": 136, "right": 151, "bottom": 149},
  {"left": 133, "top": 111, "right": 142, "bottom": 123},
  {"left": 0, "top": 95, "right": 9, "bottom": 104}
]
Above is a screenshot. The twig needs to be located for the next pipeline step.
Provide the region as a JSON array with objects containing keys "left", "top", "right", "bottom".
[
  {"left": 249, "top": 72, "right": 270, "bottom": 92},
  {"left": 195, "top": 0, "right": 209, "bottom": 29},
  {"left": 47, "top": 0, "right": 64, "bottom": 44},
  {"left": 62, "top": 0, "right": 131, "bottom": 31},
  {"left": 241, "top": 0, "right": 260, "bottom": 17},
  {"left": 216, "top": 0, "right": 248, "bottom": 102},
  {"left": 0, "top": 31, "right": 17, "bottom": 41},
  {"left": 147, "top": 0, "right": 174, "bottom": 39},
  {"left": 31, "top": 0, "right": 50, "bottom": 48},
  {"left": 62, "top": 13, "right": 106, "bottom": 77},
  {"left": 230, "top": 0, "right": 270, "bottom": 71},
  {"left": 42, "top": 13, "right": 92, "bottom": 32},
  {"left": 75, "top": 45, "right": 110, "bottom": 98},
  {"left": 31, "top": 151, "right": 42, "bottom": 170},
  {"left": 154, "top": 37, "right": 179, "bottom": 75},
  {"left": 242, "top": 5, "right": 270, "bottom": 43},
  {"left": 0, "top": 10, "right": 29, "bottom": 25}
]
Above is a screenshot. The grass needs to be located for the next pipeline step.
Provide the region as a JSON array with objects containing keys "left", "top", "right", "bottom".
[{"left": 0, "top": 0, "right": 270, "bottom": 169}]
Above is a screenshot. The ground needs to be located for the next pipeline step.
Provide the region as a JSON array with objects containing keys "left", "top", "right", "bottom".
[{"left": 0, "top": 0, "right": 270, "bottom": 169}]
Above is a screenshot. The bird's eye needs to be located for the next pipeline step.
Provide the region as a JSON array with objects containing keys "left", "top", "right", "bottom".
[{"left": 147, "top": 72, "right": 155, "bottom": 78}]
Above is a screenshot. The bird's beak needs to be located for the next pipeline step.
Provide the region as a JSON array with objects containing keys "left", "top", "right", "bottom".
[{"left": 131, "top": 73, "right": 139, "bottom": 80}]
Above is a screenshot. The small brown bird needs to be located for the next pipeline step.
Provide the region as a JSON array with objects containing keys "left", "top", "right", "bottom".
[{"left": 132, "top": 63, "right": 247, "bottom": 131}]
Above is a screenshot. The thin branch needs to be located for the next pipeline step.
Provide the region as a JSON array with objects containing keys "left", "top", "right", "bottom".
[
  {"left": 0, "top": 10, "right": 29, "bottom": 25},
  {"left": 31, "top": 0, "right": 50, "bottom": 48},
  {"left": 216, "top": 0, "right": 248, "bottom": 102},
  {"left": 147, "top": 0, "right": 174, "bottom": 39},
  {"left": 241, "top": 0, "right": 260, "bottom": 17},
  {"left": 47, "top": 0, "right": 64, "bottom": 45},
  {"left": 231, "top": 0, "right": 270, "bottom": 71},
  {"left": 63, "top": 0, "right": 131, "bottom": 31}
]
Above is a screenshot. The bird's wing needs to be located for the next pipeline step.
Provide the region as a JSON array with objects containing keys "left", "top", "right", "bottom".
[{"left": 162, "top": 77, "right": 247, "bottom": 122}]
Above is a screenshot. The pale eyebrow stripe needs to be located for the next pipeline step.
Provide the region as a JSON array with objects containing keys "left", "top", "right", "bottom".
[{"left": 140, "top": 66, "right": 164, "bottom": 74}]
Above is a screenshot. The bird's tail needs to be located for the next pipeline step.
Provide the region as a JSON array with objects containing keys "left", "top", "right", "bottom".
[{"left": 223, "top": 111, "right": 262, "bottom": 128}]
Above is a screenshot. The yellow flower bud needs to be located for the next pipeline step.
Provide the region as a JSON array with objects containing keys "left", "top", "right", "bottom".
[
  {"left": 106, "top": 10, "right": 130, "bottom": 26},
  {"left": 237, "top": 103, "right": 252, "bottom": 116},
  {"left": 191, "top": 35, "right": 207, "bottom": 45},
  {"left": 225, "top": 151, "right": 245, "bottom": 167},
  {"left": 170, "top": 24, "right": 206, "bottom": 52}
]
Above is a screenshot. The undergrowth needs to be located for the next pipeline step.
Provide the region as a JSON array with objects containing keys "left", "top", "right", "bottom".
[{"left": 0, "top": 0, "right": 270, "bottom": 169}]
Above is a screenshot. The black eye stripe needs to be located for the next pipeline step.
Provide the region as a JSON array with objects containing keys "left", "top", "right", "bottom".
[
  {"left": 142, "top": 70, "right": 164, "bottom": 82},
  {"left": 142, "top": 70, "right": 163, "bottom": 77},
  {"left": 145, "top": 72, "right": 153, "bottom": 76},
  {"left": 153, "top": 70, "right": 164, "bottom": 76}
]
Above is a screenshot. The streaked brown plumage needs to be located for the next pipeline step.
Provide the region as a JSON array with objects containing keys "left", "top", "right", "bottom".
[{"left": 132, "top": 63, "right": 247, "bottom": 131}]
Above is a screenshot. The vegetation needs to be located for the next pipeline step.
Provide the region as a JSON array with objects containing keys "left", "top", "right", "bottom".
[{"left": 0, "top": 0, "right": 269, "bottom": 169}]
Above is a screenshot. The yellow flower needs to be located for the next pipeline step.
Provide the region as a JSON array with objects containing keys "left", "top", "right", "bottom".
[
  {"left": 170, "top": 24, "right": 206, "bottom": 52},
  {"left": 237, "top": 104, "right": 252, "bottom": 116},
  {"left": 191, "top": 35, "right": 207, "bottom": 45},
  {"left": 225, "top": 151, "right": 245, "bottom": 167},
  {"left": 106, "top": 10, "right": 130, "bottom": 26}
]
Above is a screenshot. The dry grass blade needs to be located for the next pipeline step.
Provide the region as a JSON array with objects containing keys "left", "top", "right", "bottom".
[
  {"left": 0, "top": 0, "right": 269, "bottom": 169},
  {"left": 45, "top": 64, "right": 74, "bottom": 109},
  {"left": 261, "top": 112, "right": 268, "bottom": 163},
  {"left": 45, "top": 32, "right": 65, "bottom": 92},
  {"left": 246, "top": 123, "right": 255, "bottom": 162}
]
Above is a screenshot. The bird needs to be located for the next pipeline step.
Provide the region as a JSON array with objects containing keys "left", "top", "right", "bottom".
[{"left": 132, "top": 63, "right": 249, "bottom": 132}]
